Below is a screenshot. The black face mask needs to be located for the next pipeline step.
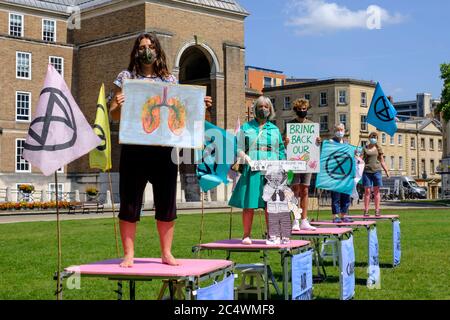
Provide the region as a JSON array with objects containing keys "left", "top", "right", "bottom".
[
  {"left": 296, "top": 110, "right": 308, "bottom": 118},
  {"left": 138, "top": 48, "right": 156, "bottom": 65}
]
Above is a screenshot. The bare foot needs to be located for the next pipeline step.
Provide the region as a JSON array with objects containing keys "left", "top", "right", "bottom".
[
  {"left": 161, "top": 253, "right": 180, "bottom": 266},
  {"left": 119, "top": 256, "right": 134, "bottom": 268}
]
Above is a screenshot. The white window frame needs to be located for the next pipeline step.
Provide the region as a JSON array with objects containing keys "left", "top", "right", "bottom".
[
  {"left": 399, "top": 156, "right": 404, "bottom": 170},
  {"left": 15, "top": 91, "right": 31, "bottom": 122},
  {"left": 339, "top": 113, "right": 347, "bottom": 129},
  {"left": 319, "top": 115, "right": 329, "bottom": 132},
  {"left": 430, "top": 159, "right": 435, "bottom": 174},
  {"left": 411, "top": 159, "right": 417, "bottom": 175},
  {"left": 264, "top": 77, "right": 272, "bottom": 88},
  {"left": 16, "top": 51, "right": 31, "bottom": 80},
  {"left": 15, "top": 139, "right": 31, "bottom": 173},
  {"left": 49, "top": 183, "right": 64, "bottom": 201},
  {"left": 420, "top": 138, "right": 426, "bottom": 150},
  {"left": 390, "top": 135, "right": 395, "bottom": 145},
  {"left": 429, "top": 138, "right": 434, "bottom": 150},
  {"left": 42, "top": 19, "right": 56, "bottom": 42},
  {"left": 390, "top": 156, "right": 395, "bottom": 170},
  {"left": 398, "top": 134, "right": 403, "bottom": 146},
  {"left": 361, "top": 91, "right": 367, "bottom": 107},
  {"left": 9, "top": 13, "right": 24, "bottom": 37},
  {"left": 320, "top": 91, "right": 327, "bottom": 107},
  {"left": 381, "top": 133, "right": 386, "bottom": 145},
  {"left": 49, "top": 56, "right": 64, "bottom": 76},
  {"left": 438, "top": 139, "right": 443, "bottom": 151},
  {"left": 283, "top": 96, "right": 291, "bottom": 110},
  {"left": 338, "top": 89, "right": 347, "bottom": 105},
  {"left": 304, "top": 93, "right": 311, "bottom": 101},
  {"left": 360, "top": 115, "right": 368, "bottom": 131},
  {"left": 410, "top": 137, "right": 416, "bottom": 149}
]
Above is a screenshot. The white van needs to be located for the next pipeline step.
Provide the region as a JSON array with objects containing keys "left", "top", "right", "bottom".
[{"left": 382, "top": 176, "right": 427, "bottom": 199}]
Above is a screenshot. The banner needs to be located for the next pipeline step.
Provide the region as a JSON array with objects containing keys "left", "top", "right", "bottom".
[
  {"left": 120, "top": 80, "right": 206, "bottom": 149},
  {"left": 316, "top": 140, "right": 357, "bottom": 195},
  {"left": 23, "top": 64, "right": 101, "bottom": 176},
  {"left": 89, "top": 84, "right": 112, "bottom": 172},
  {"left": 367, "top": 227, "right": 381, "bottom": 289},
  {"left": 286, "top": 123, "right": 320, "bottom": 172},
  {"left": 393, "top": 220, "right": 401, "bottom": 267},
  {"left": 196, "top": 121, "right": 236, "bottom": 192},
  {"left": 196, "top": 273, "right": 235, "bottom": 300},
  {"left": 340, "top": 235, "right": 355, "bottom": 300},
  {"left": 367, "top": 82, "right": 398, "bottom": 136},
  {"left": 291, "top": 250, "right": 313, "bottom": 300}
]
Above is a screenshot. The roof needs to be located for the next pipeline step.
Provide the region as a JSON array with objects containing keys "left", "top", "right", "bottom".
[
  {"left": 263, "top": 78, "right": 377, "bottom": 92},
  {"left": 245, "top": 65, "right": 284, "bottom": 74},
  {"left": 1, "top": 0, "right": 249, "bottom": 15}
]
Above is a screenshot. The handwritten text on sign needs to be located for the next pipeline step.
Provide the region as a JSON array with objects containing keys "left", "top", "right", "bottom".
[{"left": 287, "top": 123, "right": 320, "bottom": 173}]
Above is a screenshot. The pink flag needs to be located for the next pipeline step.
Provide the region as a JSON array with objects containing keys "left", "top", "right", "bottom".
[{"left": 23, "top": 65, "right": 101, "bottom": 176}]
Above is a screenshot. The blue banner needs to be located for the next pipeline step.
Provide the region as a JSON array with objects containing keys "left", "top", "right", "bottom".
[
  {"left": 196, "top": 121, "right": 236, "bottom": 192},
  {"left": 197, "top": 273, "right": 235, "bottom": 300},
  {"left": 316, "top": 140, "right": 357, "bottom": 195},
  {"left": 367, "top": 83, "right": 398, "bottom": 136},
  {"left": 291, "top": 250, "right": 313, "bottom": 300},
  {"left": 367, "top": 227, "right": 381, "bottom": 289},
  {"left": 393, "top": 220, "right": 401, "bottom": 267},
  {"left": 340, "top": 235, "right": 355, "bottom": 300}
]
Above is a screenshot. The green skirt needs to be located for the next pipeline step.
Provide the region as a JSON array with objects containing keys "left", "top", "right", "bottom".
[{"left": 228, "top": 165, "right": 266, "bottom": 209}]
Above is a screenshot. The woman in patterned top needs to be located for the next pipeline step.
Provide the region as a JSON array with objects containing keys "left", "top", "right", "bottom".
[{"left": 110, "top": 33, "right": 212, "bottom": 267}]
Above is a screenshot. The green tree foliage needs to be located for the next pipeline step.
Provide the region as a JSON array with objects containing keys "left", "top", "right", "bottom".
[{"left": 436, "top": 63, "right": 450, "bottom": 121}]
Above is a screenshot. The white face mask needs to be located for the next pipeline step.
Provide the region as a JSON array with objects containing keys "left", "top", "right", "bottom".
[
  {"left": 369, "top": 138, "right": 377, "bottom": 145},
  {"left": 335, "top": 131, "right": 344, "bottom": 138}
]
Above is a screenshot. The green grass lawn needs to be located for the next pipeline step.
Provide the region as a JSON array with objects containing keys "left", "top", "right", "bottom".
[{"left": 0, "top": 209, "right": 449, "bottom": 300}]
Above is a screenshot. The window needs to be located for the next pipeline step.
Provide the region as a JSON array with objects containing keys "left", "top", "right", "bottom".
[
  {"left": 411, "top": 159, "right": 416, "bottom": 175},
  {"left": 420, "top": 138, "right": 425, "bottom": 150},
  {"left": 9, "top": 13, "right": 23, "bottom": 37},
  {"left": 390, "top": 156, "right": 395, "bottom": 170},
  {"left": 270, "top": 98, "right": 276, "bottom": 111},
  {"left": 16, "top": 92, "right": 31, "bottom": 122},
  {"left": 410, "top": 137, "right": 416, "bottom": 149},
  {"left": 49, "top": 56, "right": 64, "bottom": 76},
  {"left": 398, "top": 134, "right": 403, "bottom": 145},
  {"left": 319, "top": 115, "right": 328, "bottom": 132},
  {"left": 421, "top": 159, "right": 426, "bottom": 173},
  {"left": 339, "top": 114, "right": 347, "bottom": 128},
  {"left": 399, "top": 156, "right": 404, "bottom": 170},
  {"left": 16, "top": 139, "right": 30, "bottom": 172},
  {"left": 438, "top": 139, "right": 443, "bottom": 151},
  {"left": 49, "top": 183, "right": 64, "bottom": 201},
  {"left": 264, "top": 77, "right": 272, "bottom": 88},
  {"left": 390, "top": 135, "right": 395, "bottom": 145},
  {"left": 16, "top": 52, "right": 31, "bottom": 79},
  {"left": 320, "top": 92, "right": 327, "bottom": 106},
  {"left": 304, "top": 93, "right": 311, "bottom": 101},
  {"left": 430, "top": 160, "right": 435, "bottom": 174},
  {"left": 361, "top": 140, "right": 367, "bottom": 147},
  {"left": 338, "top": 90, "right": 347, "bottom": 104},
  {"left": 360, "top": 115, "right": 368, "bottom": 131},
  {"left": 381, "top": 133, "right": 386, "bottom": 145},
  {"left": 283, "top": 96, "right": 291, "bottom": 110},
  {"left": 42, "top": 19, "right": 56, "bottom": 42},
  {"left": 361, "top": 92, "right": 367, "bottom": 106},
  {"left": 429, "top": 138, "right": 434, "bottom": 150}
]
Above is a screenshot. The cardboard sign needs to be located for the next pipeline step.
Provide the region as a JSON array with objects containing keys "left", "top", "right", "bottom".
[{"left": 286, "top": 123, "right": 320, "bottom": 172}]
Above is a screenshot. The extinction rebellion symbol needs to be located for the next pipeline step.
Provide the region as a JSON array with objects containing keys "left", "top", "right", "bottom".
[
  {"left": 24, "top": 87, "right": 77, "bottom": 152},
  {"left": 374, "top": 96, "right": 395, "bottom": 122},
  {"left": 93, "top": 104, "right": 107, "bottom": 152},
  {"left": 325, "top": 151, "right": 353, "bottom": 181}
]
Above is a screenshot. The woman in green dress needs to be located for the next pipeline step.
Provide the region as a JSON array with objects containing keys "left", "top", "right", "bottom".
[{"left": 229, "top": 96, "right": 286, "bottom": 244}]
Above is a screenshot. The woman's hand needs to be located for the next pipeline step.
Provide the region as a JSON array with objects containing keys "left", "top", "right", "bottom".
[
  {"left": 204, "top": 96, "right": 213, "bottom": 109},
  {"left": 115, "top": 93, "right": 125, "bottom": 109},
  {"left": 283, "top": 136, "right": 290, "bottom": 146},
  {"left": 316, "top": 137, "right": 322, "bottom": 146}
]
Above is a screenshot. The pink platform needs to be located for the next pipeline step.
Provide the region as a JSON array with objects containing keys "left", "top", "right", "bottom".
[
  {"left": 198, "top": 239, "right": 310, "bottom": 250},
  {"left": 310, "top": 220, "right": 376, "bottom": 227},
  {"left": 65, "top": 258, "right": 233, "bottom": 278},
  {"left": 292, "top": 227, "right": 353, "bottom": 236},
  {"left": 349, "top": 215, "right": 399, "bottom": 220}
]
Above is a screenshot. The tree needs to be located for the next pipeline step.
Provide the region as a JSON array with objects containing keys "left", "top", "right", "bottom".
[{"left": 436, "top": 63, "right": 450, "bottom": 121}]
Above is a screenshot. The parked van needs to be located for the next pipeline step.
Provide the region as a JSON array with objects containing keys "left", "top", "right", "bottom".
[{"left": 382, "top": 176, "right": 427, "bottom": 199}]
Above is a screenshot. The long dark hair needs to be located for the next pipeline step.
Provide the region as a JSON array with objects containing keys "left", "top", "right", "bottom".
[{"left": 127, "top": 33, "right": 170, "bottom": 78}]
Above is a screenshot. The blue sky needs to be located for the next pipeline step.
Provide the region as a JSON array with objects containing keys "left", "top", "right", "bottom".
[{"left": 239, "top": 0, "right": 450, "bottom": 101}]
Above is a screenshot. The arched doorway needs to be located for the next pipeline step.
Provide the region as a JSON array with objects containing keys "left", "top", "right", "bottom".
[{"left": 177, "top": 45, "right": 213, "bottom": 202}]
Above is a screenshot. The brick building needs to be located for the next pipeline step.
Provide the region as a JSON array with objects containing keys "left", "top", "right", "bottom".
[{"left": 0, "top": 0, "right": 248, "bottom": 202}]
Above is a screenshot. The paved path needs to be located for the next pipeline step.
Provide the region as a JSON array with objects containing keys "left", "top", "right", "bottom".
[{"left": 0, "top": 201, "right": 447, "bottom": 224}]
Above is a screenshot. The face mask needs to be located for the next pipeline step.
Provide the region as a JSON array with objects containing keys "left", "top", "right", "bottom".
[
  {"left": 369, "top": 138, "right": 377, "bottom": 145},
  {"left": 335, "top": 131, "right": 345, "bottom": 138},
  {"left": 138, "top": 48, "right": 156, "bottom": 65},
  {"left": 256, "top": 108, "right": 270, "bottom": 119},
  {"left": 296, "top": 110, "right": 308, "bottom": 118}
]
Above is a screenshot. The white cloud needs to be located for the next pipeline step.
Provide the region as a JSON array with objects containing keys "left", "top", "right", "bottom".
[{"left": 286, "top": 0, "right": 406, "bottom": 35}]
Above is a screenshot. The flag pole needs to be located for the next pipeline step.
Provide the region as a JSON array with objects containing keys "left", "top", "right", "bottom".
[
  {"left": 108, "top": 171, "right": 120, "bottom": 257},
  {"left": 197, "top": 192, "right": 205, "bottom": 258},
  {"left": 54, "top": 172, "right": 62, "bottom": 301},
  {"left": 228, "top": 207, "right": 233, "bottom": 240}
]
